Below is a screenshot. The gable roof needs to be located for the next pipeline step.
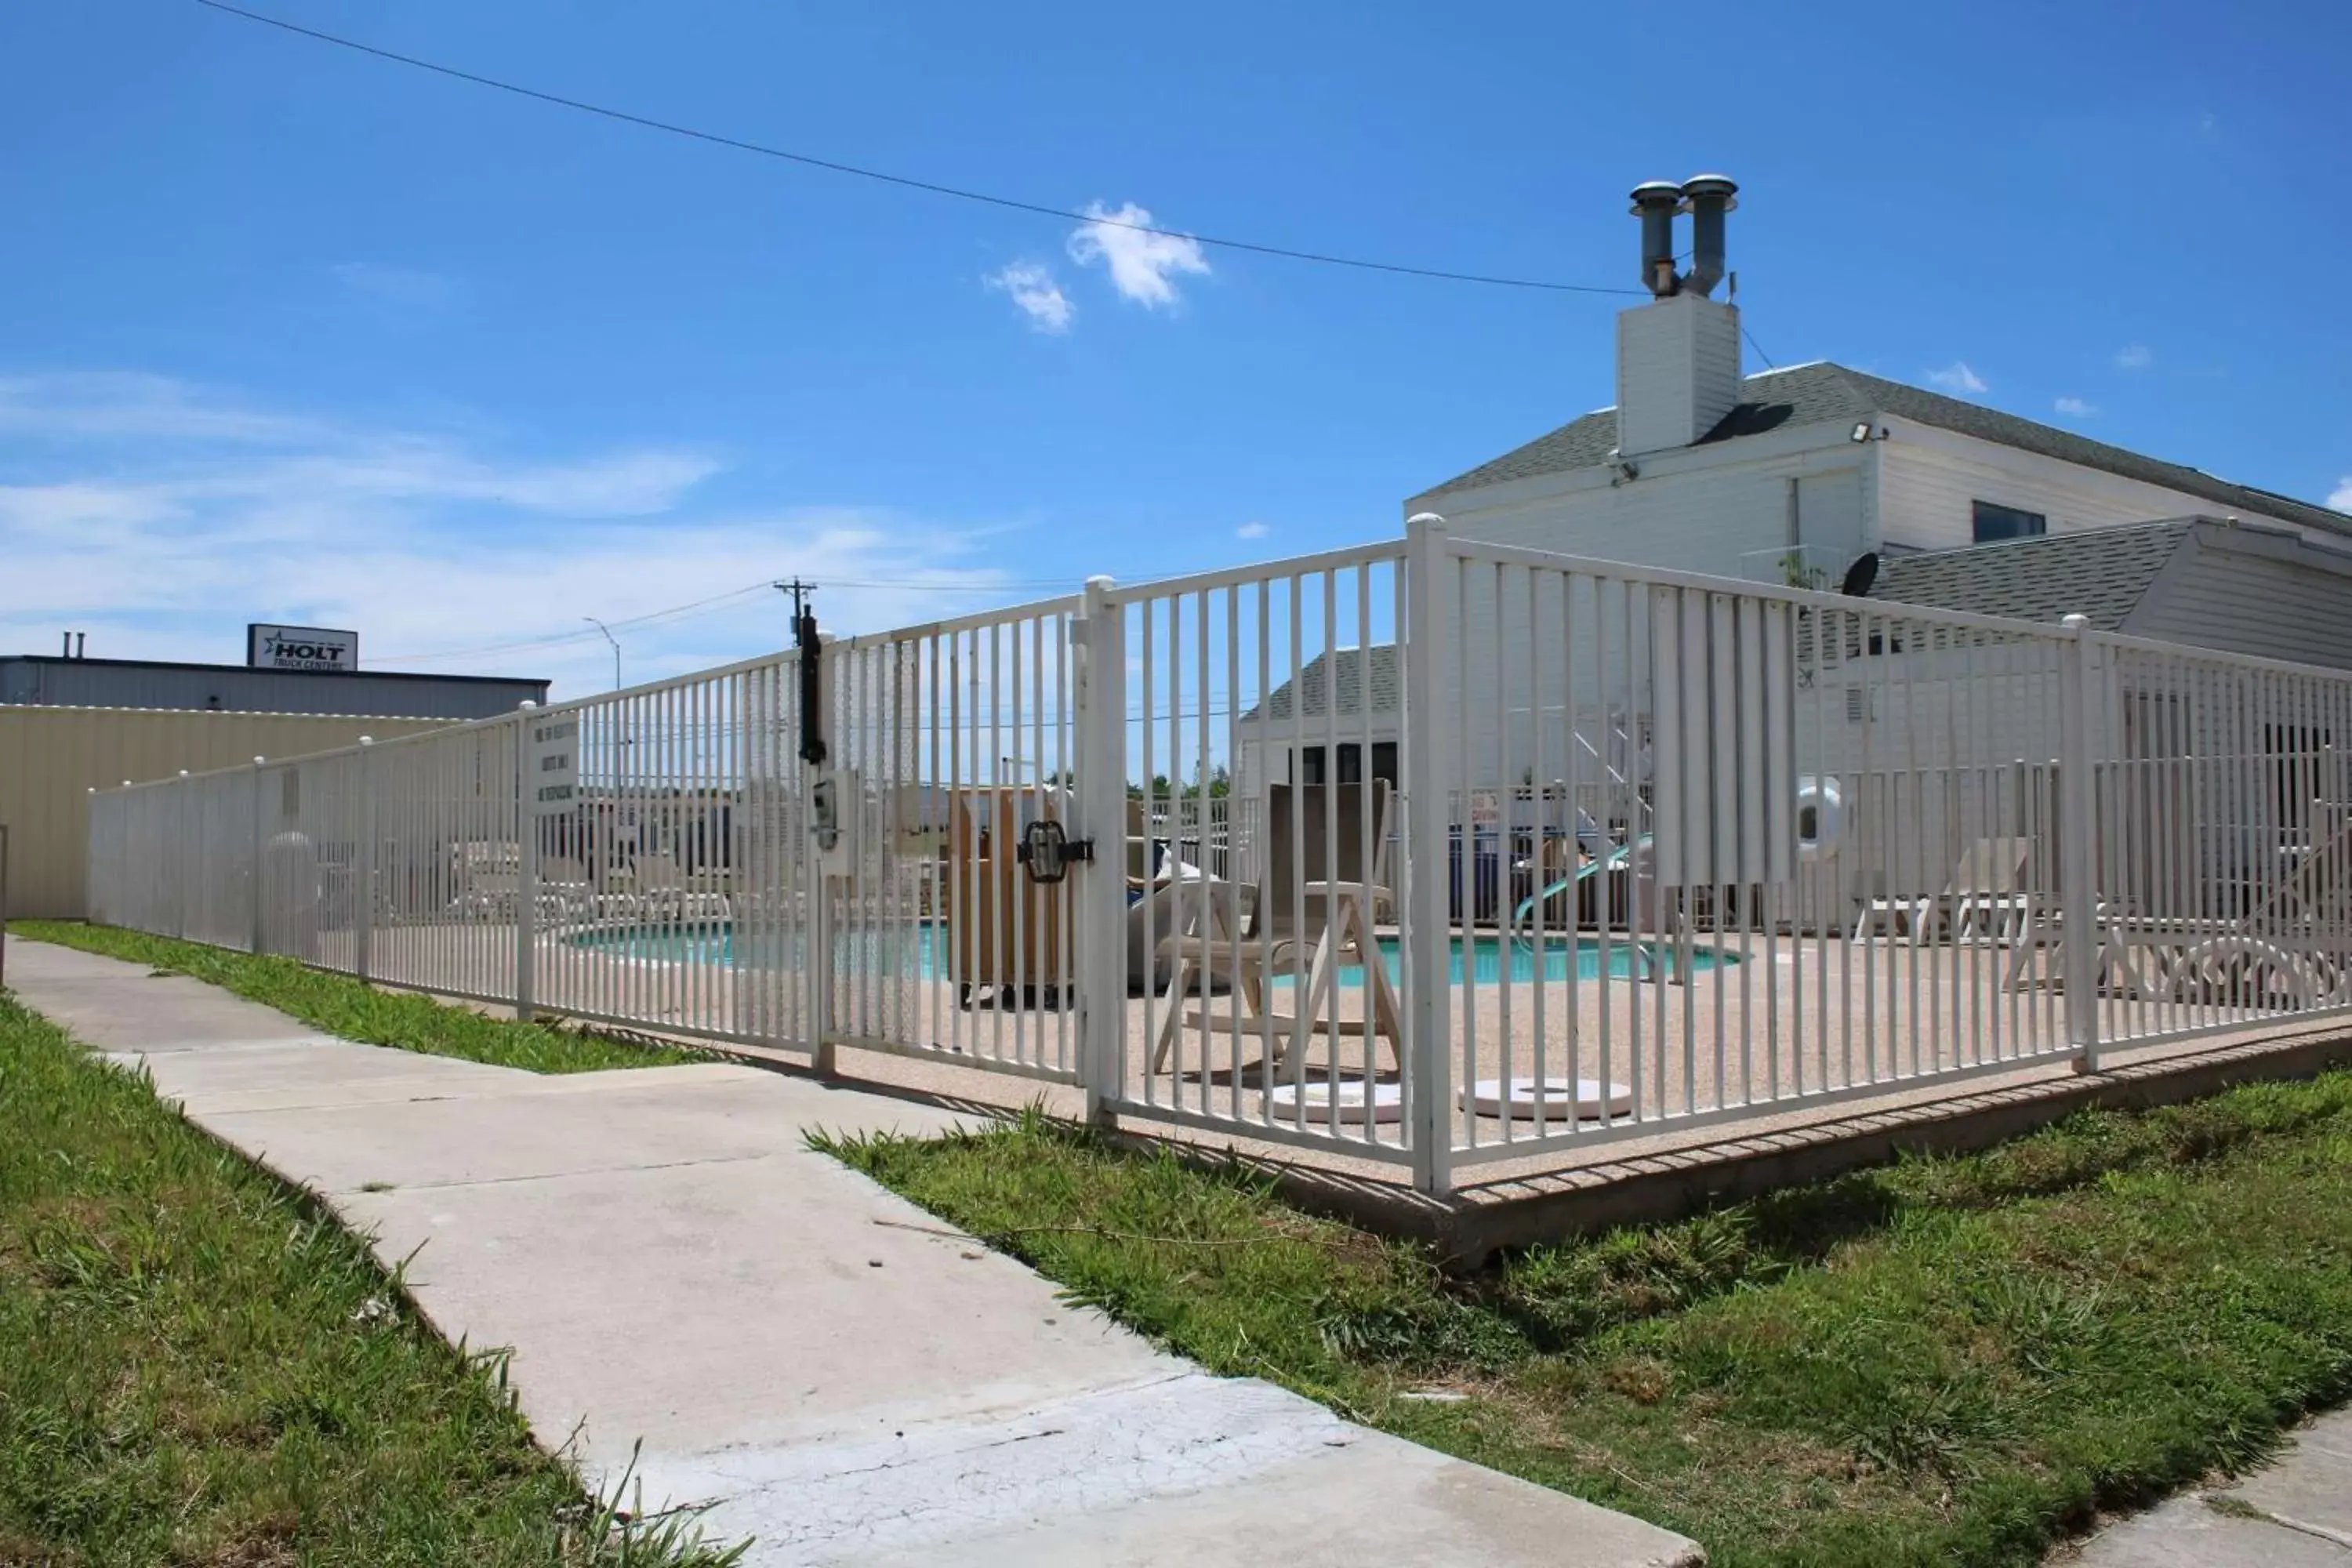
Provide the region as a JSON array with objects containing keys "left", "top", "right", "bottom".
[
  {"left": 1866, "top": 519, "right": 2197, "bottom": 630},
  {"left": 1241, "top": 645, "right": 1401, "bottom": 724},
  {"left": 1413, "top": 362, "right": 2352, "bottom": 541}
]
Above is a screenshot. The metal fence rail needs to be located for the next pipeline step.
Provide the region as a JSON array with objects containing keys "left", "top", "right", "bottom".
[
  {"left": 81, "top": 521, "right": 2352, "bottom": 1194},
  {"left": 820, "top": 598, "right": 1085, "bottom": 1081},
  {"left": 1095, "top": 543, "right": 1417, "bottom": 1163},
  {"left": 1425, "top": 528, "right": 2086, "bottom": 1173}
]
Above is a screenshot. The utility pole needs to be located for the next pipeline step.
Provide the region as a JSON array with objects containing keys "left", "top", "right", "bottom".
[{"left": 775, "top": 578, "right": 818, "bottom": 627}]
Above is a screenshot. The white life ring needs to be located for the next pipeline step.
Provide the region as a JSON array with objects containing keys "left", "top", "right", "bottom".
[{"left": 1796, "top": 776, "right": 1843, "bottom": 862}]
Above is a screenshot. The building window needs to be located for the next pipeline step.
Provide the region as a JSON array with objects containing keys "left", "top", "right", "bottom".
[
  {"left": 1972, "top": 500, "right": 2047, "bottom": 543},
  {"left": 1297, "top": 742, "right": 1398, "bottom": 787},
  {"left": 2270, "top": 725, "right": 2334, "bottom": 829}
]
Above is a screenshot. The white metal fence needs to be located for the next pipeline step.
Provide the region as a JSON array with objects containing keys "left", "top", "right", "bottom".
[{"left": 85, "top": 521, "right": 2352, "bottom": 1192}]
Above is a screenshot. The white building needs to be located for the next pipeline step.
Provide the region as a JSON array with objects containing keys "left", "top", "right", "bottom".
[
  {"left": 1236, "top": 175, "right": 2352, "bottom": 812},
  {"left": 1410, "top": 177, "right": 2350, "bottom": 581}
]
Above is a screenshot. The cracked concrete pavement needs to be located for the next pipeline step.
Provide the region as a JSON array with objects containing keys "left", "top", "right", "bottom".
[
  {"left": 2063, "top": 1409, "right": 2352, "bottom": 1566},
  {"left": 5, "top": 938, "right": 1701, "bottom": 1566}
]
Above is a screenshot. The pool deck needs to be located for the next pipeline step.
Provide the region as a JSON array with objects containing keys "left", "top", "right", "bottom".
[{"left": 299, "top": 916, "right": 2352, "bottom": 1253}]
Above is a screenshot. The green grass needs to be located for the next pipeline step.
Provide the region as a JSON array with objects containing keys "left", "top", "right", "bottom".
[
  {"left": 9, "top": 922, "right": 701, "bottom": 1074},
  {"left": 816, "top": 1079, "right": 2352, "bottom": 1568},
  {"left": 0, "top": 990, "right": 744, "bottom": 1566}
]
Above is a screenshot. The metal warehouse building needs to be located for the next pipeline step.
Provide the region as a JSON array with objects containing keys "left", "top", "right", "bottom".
[
  {"left": 0, "top": 654, "right": 547, "bottom": 720},
  {"left": 0, "top": 706, "right": 464, "bottom": 920},
  {"left": 1, "top": 645, "right": 548, "bottom": 919}
]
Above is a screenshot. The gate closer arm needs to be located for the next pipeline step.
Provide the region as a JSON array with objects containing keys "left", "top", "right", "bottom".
[{"left": 796, "top": 605, "right": 827, "bottom": 767}]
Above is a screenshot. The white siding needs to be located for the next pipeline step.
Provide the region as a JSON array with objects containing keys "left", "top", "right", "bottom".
[
  {"left": 1417, "top": 436, "right": 1871, "bottom": 814},
  {"left": 1616, "top": 295, "right": 1742, "bottom": 456},
  {"left": 1421, "top": 434, "right": 1872, "bottom": 583},
  {"left": 1876, "top": 420, "right": 2325, "bottom": 552},
  {"left": 2131, "top": 541, "right": 2352, "bottom": 670}
]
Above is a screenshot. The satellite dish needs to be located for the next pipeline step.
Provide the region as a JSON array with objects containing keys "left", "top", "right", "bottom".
[{"left": 1840, "top": 551, "right": 1881, "bottom": 597}]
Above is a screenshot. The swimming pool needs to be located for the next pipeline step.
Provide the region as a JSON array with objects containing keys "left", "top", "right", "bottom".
[{"left": 565, "top": 923, "right": 1733, "bottom": 985}]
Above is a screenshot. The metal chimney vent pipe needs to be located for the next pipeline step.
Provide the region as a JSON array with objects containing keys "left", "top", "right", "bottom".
[
  {"left": 1628, "top": 180, "right": 1685, "bottom": 297},
  {"left": 1679, "top": 173, "right": 1738, "bottom": 297}
]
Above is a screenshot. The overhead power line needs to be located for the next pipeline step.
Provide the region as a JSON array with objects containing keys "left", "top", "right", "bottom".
[
  {"left": 378, "top": 581, "right": 777, "bottom": 664},
  {"left": 377, "top": 572, "right": 1127, "bottom": 666},
  {"left": 193, "top": 0, "right": 1647, "bottom": 299}
]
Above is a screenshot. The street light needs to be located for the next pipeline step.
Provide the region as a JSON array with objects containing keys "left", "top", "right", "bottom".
[{"left": 583, "top": 616, "right": 621, "bottom": 691}]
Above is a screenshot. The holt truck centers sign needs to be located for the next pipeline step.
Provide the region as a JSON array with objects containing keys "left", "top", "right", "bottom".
[{"left": 247, "top": 623, "right": 359, "bottom": 673}]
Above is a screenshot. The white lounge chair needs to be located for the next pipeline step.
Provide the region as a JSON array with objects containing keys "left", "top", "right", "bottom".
[
  {"left": 2009, "top": 814, "right": 2352, "bottom": 1005},
  {"left": 1853, "top": 837, "right": 2034, "bottom": 945},
  {"left": 1150, "top": 781, "right": 1399, "bottom": 1075},
  {"left": 631, "top": 850, "right": 732, "bottom": 922}
]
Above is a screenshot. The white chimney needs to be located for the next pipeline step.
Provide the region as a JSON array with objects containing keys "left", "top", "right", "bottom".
[{"left": 1615, "top": 176, "right": 1744, "bottom": 459}]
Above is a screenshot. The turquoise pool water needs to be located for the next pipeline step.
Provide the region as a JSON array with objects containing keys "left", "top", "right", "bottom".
[{"left": 566, "top": 924, "right": 1733, "bottom": 984}]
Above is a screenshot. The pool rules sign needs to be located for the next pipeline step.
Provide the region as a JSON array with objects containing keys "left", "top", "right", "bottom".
[{"left": 529, "top": 716, "right": 579, "bottom": 815}]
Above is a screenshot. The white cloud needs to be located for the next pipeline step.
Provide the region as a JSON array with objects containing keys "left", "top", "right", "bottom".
[
  {"left": 2054, "top": 396, "right": 2096, "bottom": 417},
  {"left": 1067, "top": 201, "right": 1210, "bottom": 309},
  {"left": 2116, "top": 343, "right": 2154, "bottom": 370},
  {"left": 2330, "top": 477, "right": 2352, "bottom": 512},
  {"left": 0, "top": 371, "right": 328, "bottom": 444},
  {"left": 1926, "top": 361, "right": 1988, "bottom": 394},
  {"left": 0, "top": 373, "right": 1019, "bottom": 700},
  {"left": 986, "top": 262, "right": 1075, "bottom": 333},
  {"left": 1234, "top": 521, "right": 1269, "bottom": 539},
  {"left": 334, "top": 262, "right": 456, "bottom": 309}
]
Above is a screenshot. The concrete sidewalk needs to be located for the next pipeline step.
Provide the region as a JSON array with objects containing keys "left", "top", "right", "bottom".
[
  {"left": 2063, "top": 1409, "right": 2352, "bottom": 1566},
  {"left": 6, "top": 939, "right": 1700, "bottom": 1567}
]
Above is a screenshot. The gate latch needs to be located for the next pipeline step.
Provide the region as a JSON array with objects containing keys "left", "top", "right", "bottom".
[{"left": 1015, "top": 819, "right": 1093, "bottom": 884}]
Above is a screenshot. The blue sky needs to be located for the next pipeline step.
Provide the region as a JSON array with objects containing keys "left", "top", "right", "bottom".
[{"left": 4, "top": 0, "right": 2349, "bottom": 699}]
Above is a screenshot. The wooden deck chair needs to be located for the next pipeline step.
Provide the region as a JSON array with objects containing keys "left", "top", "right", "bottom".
[{"left": 1150, "top": 781, "right": 1399, "bottom": 1075}]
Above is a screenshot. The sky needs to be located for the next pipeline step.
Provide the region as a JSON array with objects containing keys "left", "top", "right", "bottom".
[{"left": 4, "top": 0, "right": 2350, "bottom": 701}]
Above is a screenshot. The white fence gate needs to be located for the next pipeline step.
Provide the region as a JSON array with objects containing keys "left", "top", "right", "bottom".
[{"left": 85, "top": 521, "right": 2352, "bottom": 1193}]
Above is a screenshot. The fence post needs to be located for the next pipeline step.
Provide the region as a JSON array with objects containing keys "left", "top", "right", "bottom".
[
  {"left": 2057, "top": 614, "right": 2101, "bottom": 1071},
  {"left": 249, "top": 759, "right": 267, "bottom": 954},
  {"left": 1077, "top": 575, "right": 1127, "bottom": 1123},
  {"left": 795, "top": 634, "right": 837, "bottom": 1076},
  {"left": 515, "top": 706, "right": 537, "bottom": 1022},
  {"left": 1404, "top": 514, "right": 1456, "bottom": 1195},
  {"left": 175, "top": 771, "right": 192, "bottom": 941},
  {"left": 355, "top": 738, "right": 376, "bottom": 982}
]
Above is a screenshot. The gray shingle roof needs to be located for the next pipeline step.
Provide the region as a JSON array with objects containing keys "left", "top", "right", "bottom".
[
  {"left": 1242, "top": 645, "right": 1401, "bottom": 723},
  {"left": 1412, "top": 362, "right": 2352, "bottom": 541},
  {"left": 1867, "top": 519, "right": 2197, "bottom": 630}
]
